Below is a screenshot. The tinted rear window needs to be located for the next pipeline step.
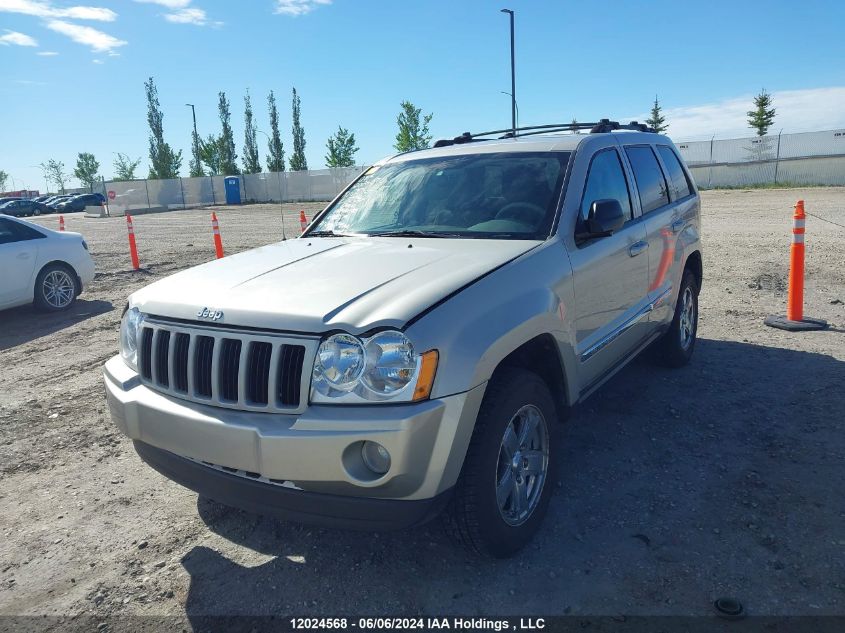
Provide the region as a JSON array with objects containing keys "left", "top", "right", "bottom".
[
  {"left": 625, "top": 146, "right": 669, "bottom": 214},
  {"left": 657, "top": 145, "right": 692, "bottom": 199}
]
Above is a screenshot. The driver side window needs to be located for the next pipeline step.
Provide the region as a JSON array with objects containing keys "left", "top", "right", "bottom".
[{"left": 578, "top": 149, "right": 633, "bottom": 227}]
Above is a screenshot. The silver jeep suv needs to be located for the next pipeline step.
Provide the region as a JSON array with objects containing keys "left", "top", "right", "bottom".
[{"left": 104, "top": 120, "right": 702, "bottom": 557}]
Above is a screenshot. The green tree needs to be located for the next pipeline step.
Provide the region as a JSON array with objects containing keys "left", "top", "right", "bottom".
[
  {"left": 289, "top": 87, "right": 307, "bottom": 171},
  {"left": 0, "top": 170, "right": 8, "bottom": 192},
  {"left": 748, "top": 89, "right": 776, "bottom": 137},
  {"left": 188, "top": 131, "right": 204, "bottom": 178},
  {"left": 41, "top": 159, "right": 69, "bottom": 193},
  {"left": 266, "top": 90, "right": 285, "bottom": 172},
  {"left": 144, "top": 77, "right": 182, "bottom": 179},
  {"left": 217, "top": 91, "right": 239, "bottom": 175},
  {"left": 325, "top": 126, "right": 359, "bottom": 168},
  {"left": 571, "top": 118, "right": 581, "bottom": 134},
  {"left": 394, "top": 100, "right": 433, "bottom": 152},
  {"left": 199, "top": 134, "right": 223, "bottom": 176},
  {"left": 646, "top": 95, "right": 668, "bottom": 133},
  {"left": 242, "top": 91, "right": 262, "bottom": 174},
  {"left": 113, "top": 153, "right": 142, "bottom": 180},
  {"left": 73, "top": 152, "right": 100, "bottom": 191}
]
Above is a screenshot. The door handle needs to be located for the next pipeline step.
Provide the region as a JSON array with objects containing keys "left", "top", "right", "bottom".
[
  {"left": 628, "top": 241, "right": 649, "bottom": 257},
  {"left": 671, "top": 218, "right": 685, "bottom": 233},
  {"left": 17, "top": 252, "right": 30, "bottom": 259}
]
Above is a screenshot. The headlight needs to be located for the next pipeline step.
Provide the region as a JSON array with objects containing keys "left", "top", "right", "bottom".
[
  {"left": 119, "top": 307, "right": 145, "bottom": 371},
  {"left": 311, "top": 331, "right": 438, "bottom": 403},
  {"left": 313, "top": 333, "right": 365, "bottom": 392}
]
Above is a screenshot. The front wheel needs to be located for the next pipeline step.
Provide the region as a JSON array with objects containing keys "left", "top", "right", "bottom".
[
  {"left": 445, "top": 367, "right": 558, "bottom": 558},
  {"left": 655, "top": 269, "right": 699, "bottom": 367}
]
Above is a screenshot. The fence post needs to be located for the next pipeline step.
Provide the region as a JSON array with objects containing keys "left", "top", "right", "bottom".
[
  {"left": 102, "top": 175, "right": 110, "bottom": 216},
  {"left": 708, "top": 134, "right": 715, "bottom": 189},
  {"left": 144, "top": 178, "right": 151, "bottom": 210},
  {"left": 774, "top": 129, "right": 783, "bottom": 184},
  {"left": 179, "top": 177, "right": 186, "bottom": 209},
  {"left": 210, "top": 175, "right": 216, "bottom": 205}
]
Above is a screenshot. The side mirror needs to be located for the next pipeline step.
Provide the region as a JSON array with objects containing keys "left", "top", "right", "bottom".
[{"left": 586, "top": 199, "right": 625, "bottom": 237}]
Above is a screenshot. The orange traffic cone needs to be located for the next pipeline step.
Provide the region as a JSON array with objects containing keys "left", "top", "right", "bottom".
[
  {"left": 126, "top": 214, "right": 140, "bottom": 270},
  {"left": 211, "top": 212, "right": 224, "bottom": 259},
  {"left": 58, "top": 215, "right": 65, "bottom": 231},
  {"left": 299, "top": 210, "right": 308, "bottom": 233},
  {"left": 764, "top": 200, "right": 827, "bottom": 331}
]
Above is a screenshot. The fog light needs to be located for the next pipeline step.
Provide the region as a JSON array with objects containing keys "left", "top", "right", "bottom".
[{"left": 361, "top": 441, "right": 391, "bottom": 475}]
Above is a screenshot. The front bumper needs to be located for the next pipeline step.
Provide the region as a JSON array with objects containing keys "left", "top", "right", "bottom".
[
  {"left": 134, "top": 440, "right": 452, "bottom": 530},
  {"left": 104, "top": 355, "right": 484, "bottom": 512}
]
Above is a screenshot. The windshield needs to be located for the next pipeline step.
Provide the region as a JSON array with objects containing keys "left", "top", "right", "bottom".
[{"left": 308, "top": 151, "right": 570, "bottom": 239}]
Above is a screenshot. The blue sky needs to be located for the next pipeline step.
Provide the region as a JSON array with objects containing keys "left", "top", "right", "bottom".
[{"left": 2, "top": 0, "right": 845, "bottom": 191}]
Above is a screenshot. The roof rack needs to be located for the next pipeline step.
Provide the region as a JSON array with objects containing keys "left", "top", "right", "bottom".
[{"left": 432, "top": 119, "right": 656, "bottom": 148}]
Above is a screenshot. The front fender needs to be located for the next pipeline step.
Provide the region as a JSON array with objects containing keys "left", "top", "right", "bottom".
[{"left": 407, "top": 241, "right": 577, "bottom": 403}]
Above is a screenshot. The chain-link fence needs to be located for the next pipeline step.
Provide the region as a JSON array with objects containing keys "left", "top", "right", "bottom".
[
  {"left": 676, "top": 128, "right": 845, "bottom": 188},
  {"left": 92, "top": 166, "right": 366, "bottom": 216}
]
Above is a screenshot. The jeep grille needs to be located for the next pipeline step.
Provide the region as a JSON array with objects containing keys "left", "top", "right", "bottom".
[{"left": 137, "top": 319, "right": 314, "bottom": 414}]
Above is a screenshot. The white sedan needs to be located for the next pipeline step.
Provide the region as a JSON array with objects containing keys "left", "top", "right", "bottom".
[{"left": 0, "top": 214, "right": 95, "bottom": 312}]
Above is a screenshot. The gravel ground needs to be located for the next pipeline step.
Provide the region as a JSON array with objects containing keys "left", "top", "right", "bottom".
[{"left": 1, "top": 191, "right": 843, "bottom": 624}]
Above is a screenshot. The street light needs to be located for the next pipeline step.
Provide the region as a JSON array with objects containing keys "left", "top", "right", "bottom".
[
  {"left": 257, "top": 128, "right": 287, "bottom": 241},
  {"left": 185, "top": 103, "right": 200, "bottom": 172},
  {"left": 501, "top": 8, "right": 516, "bottom": 136}
]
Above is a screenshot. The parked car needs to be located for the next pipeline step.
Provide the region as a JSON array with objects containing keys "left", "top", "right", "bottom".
[
  {"left": 103, "top": 120, "right": 702, "bottom": 557},
  {"left": 0, "top": 214, "right": 95, "bottom": 311},
  {"left": 0, "top": 197, "right": 22, "bottom": 206},
  {"left": 55, "top": 193, "right": 105, "bottom": 213},
  {"left": 0, "top": 199, "right": 52, "bottom": 217},
  {"left": 47, "top": 195, "right": 75, "bottom": 210}
]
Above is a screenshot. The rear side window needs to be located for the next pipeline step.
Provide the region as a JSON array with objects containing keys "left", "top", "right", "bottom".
[
  {"left": 625, "top": 146, "right": 669, "bottom": 214},
  {"left": 657, "top": 145, "right": 692, "bottom": 199},
  {"left": 0, "top": 219, "right": 46, "bottom": 244},
  {"left": 579, "top": 148, "right": 633, "bottom": 225}
]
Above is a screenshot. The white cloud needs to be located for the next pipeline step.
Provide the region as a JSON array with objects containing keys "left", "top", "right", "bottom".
[
  {"left": 273, "top": 0, "right": 331, "bottom": 16},
  {"left": 133, "top": 0, "right": 191, "bottom": 7},
  {"left": 163, "top": 6, "right": 220, "bottom": 26},
  {"left": 36, "top": 49, "right": 58, "bottom": 55},
  {"left": 626, "top": 87, "right": 845, "bottom": 141},
  {"left": 45, "top": 19, "right": 127, "bottom": 52},
  {"left": 0, "top": 0, "right": 117, "bottom": 21},
  {"left": 92, "top": 57, "right": 103, "bottom": 63},
  {"left": 0, "top": 29, "right": 38, "bottom": 45}
]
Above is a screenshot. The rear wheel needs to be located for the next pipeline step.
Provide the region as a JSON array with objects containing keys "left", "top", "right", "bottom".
[
  {"left": 445, "top": 367, "right": 558, "bottom": 558},
  {"left": 34, "top": 263, "right": 78, "bottom": 311},
  {"left": 655, "top": 269, "right": 699, "bottom": 367}
]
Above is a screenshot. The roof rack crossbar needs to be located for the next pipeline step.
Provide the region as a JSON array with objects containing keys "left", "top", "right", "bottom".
[{"left": 432, "top": 119, "right": 655, "bottom": 147}]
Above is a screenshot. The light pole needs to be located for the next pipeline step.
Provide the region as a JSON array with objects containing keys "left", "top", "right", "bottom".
[
  {"left": 185, "top": 103, "right": 200, "bottom": 173},
  {"left": 501, "top": 8, "right": 516, "bottom": 136},
  {"left": 500, "top": 91, "right": 519, "bottom": 129},
  {"left": 257, "top": 129, "right": 287, "bottom": 241}
]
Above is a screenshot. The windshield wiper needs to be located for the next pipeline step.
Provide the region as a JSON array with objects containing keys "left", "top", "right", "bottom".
[
  {"left": 306, "top": 230, "right": 351, "bottom": 237},
  {"left": 367, "top": 230, "right": 456, "bottom": 238}
]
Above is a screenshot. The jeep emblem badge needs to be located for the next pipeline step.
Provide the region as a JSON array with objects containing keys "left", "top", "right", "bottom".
[{"left": 197, "top": 307, "right": 223, "bottom": 321}]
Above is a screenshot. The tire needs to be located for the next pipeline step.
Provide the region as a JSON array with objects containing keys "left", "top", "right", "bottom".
[
  {"left": 445, "top": 367, "right": 558, "bottom": 558},
  {"left": 33, "top": 263, "right": 79, "bottom": 312},
  {"left": 655, "top": 269, "right": 699, "bottom": 367}
]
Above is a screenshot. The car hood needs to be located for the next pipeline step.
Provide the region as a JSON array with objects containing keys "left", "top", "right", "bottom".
[{"left": 130, "top": 236, "right": 540, "bottom": 334}]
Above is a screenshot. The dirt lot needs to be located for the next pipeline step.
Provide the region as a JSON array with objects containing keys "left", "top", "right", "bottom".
[{"left": 1, "top": 191, "right": 844, "bottom": 624}]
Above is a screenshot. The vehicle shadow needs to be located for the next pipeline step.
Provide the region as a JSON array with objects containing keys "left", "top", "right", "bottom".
[
  {"left": 0, "top": 299, "right": 113, "bottom": 351},
  {"left": 180, "top": 337, "right": 845, "bottom": 618}
]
